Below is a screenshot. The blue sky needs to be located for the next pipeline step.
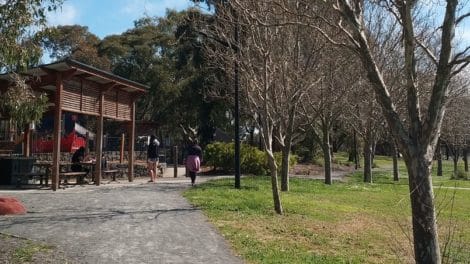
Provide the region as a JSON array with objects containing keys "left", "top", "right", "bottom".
[
  {"left": 45, "top": 1, "right": 469, "bottom": 48},
  {"left": 46, "top": 0, "right": 194, "bottom": 38}
]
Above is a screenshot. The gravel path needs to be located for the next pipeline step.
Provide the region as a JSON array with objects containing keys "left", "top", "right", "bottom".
[{"left": 0, "top": 177, "right": 242, "bottom": 264}]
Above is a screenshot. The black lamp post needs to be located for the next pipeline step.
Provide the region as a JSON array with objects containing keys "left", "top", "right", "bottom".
[{"left": 234, "top": 12, "right": 241, "bottom": 189}]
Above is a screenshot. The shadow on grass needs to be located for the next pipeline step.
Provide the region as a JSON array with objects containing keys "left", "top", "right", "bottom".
[{"left": 195, "top": 180, "right": 261, "bottom": 191}]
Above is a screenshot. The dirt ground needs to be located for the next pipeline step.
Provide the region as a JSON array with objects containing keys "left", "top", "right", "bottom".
[
  {"left": 0, "top": 233, "right": 75, "bottom": 264},
  {"left": 290, "top": 162, "right": 355, "bottom": 177}
]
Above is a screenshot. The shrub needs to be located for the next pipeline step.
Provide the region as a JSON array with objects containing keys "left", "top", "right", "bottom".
[
  {"left": 204, "top": 142, "right": 233, "bottom": 171},
  {"left": 241, "top": 144, "right": 267, "bottom": 175},
  {"left": 204, "top": 142, "right": 297, "bottom": 175},
  {"left": 273, "top": 152, "right": 298, "bottom": 173}
]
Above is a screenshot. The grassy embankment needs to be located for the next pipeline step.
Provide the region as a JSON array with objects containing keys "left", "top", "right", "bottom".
[{"left": 184, "top": 154, "right": 470, "bottom": 263}]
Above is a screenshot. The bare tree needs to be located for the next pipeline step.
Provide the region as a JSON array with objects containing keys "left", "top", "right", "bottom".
[
  {"left": 273, "top": 1, "right": 325, "bottom": 191},
  {"left": 301, "top": 47, "right": 353, "bottom": 184},
  {"left": 343, "top": 76, "right": 385, "bottom": 183},
  {"left": 441, "top": 95, "right": 470, "bottom": 177},
  {"left": 200, "top": 1, "right": 288, "bottom": 214},
  {"left": 198, "top": 1, "right": 327, "bottom": 210},
  {"left": 311, "top": 1, "right": 470, "bottom": 262}
]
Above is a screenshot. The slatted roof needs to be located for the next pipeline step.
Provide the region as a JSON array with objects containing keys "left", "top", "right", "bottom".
[{"left": 0, "top": 58, "right": 149, "bottom": 94}]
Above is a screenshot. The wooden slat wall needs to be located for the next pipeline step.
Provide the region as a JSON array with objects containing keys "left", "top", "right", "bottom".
[
  {"left": 81, "top": 81, "right": 100, "bottom": 114},
  {"left": 63, "top": 79, "right": 81, "bottom": 111},
  {"left": 62, "top": 77, "right": 133, "bottom": 121},
  {"left": 103, "top": 90, "right": 117, "bottom": 118},
  {"left": 117, "top": 91, "right": 131, "bottom": 121}
]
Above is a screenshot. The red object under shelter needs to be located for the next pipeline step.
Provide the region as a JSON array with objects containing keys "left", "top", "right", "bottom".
[{"left": 33, "top": 131, "right": 86, "bottom": 153}]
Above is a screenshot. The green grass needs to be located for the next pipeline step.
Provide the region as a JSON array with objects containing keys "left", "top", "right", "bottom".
[
  {"left": 12, "top": 240, "right": 53, "bottom": 263},
  {"left": 13, "top": 244, "right": 44, "bottom": 263},
  {"left": 184, "top": 154, "right": 470, "bottom": 264}
]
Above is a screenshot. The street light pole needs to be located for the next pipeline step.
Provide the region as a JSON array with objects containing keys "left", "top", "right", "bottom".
[{"left": 234, "top": 11, "right": 241, "bottom": 189}]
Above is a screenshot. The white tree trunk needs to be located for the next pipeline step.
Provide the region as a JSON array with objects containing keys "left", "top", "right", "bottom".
[
  {"left": 404, "top": 148, "right": 441, "bottom": 263},
  {"left": 267, "top": 150, "right": 283, "bottom": 214}
]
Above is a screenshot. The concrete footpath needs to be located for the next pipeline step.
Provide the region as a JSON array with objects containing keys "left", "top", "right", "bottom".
[{"left": 0, "top": 173, "right": 243, "bottom": 264}]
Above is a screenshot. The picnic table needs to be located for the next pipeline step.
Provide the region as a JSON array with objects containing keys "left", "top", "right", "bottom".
[{"left": 34, "top": 161, "right": 88, "bottom": 185}]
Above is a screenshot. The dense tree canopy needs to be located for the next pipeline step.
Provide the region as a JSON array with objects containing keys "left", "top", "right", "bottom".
[
  {"left": 0, "top": 0, "right": 62, "bottom": 71},
  {"left": 99, "top": 10, "right": 231, "bottom": 145},
  {"left": 39, "top": 25, "right": 110, "bottom": 70},
  {"left": 0, "top": 0, "right": 62, "bottom": 131}
]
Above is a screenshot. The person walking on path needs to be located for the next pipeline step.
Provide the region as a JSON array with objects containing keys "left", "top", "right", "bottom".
[
  {"left": 185, "top": 140, "right": 202, "bottom": 186},
  {"left": 147, "top": 135, "right": 160, "bottom": 183}
]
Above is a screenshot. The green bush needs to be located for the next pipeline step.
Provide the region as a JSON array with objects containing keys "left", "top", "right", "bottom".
[
  {"left": 204, "top": 142, "right": 233, "bottom": 171},
  {"left": 241, "top": 144, "right": 267, "bottom": 175},
  {"left": 273, "top": 152, "right": 298, "bottom": 172},
  {"left": 204, "top": 142, "right": 297, "bottom": 175}
]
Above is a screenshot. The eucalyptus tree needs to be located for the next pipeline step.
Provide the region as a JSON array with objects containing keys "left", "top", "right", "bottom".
[
  {"left": 0, "top": 0, "right": 62, "bottom": 71},
  {"left": 39, "top": 25, "right": 110, "bottom": 69},
  {"left": 99, "top": 10, "right": 228, "bottom": 143},
  {"left": 0, "top": 0, "right": 62, "bottom": 141},
  {"left": 313, "top": 1, "right": 470, "bottom": 262}
]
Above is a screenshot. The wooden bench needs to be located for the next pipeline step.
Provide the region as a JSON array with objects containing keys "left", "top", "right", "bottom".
[
  {"left": 13, "top": 172, "right": 47, "bottom": 188},
  {"left": 59, "top": 172, "right": 88, "bottom": 185},
  {"left": 103, "top": 169, "right": 119, "bottom": 181}
]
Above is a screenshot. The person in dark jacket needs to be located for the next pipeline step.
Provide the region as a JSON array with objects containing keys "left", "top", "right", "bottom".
[
  {"left": 185, "top": 139, "right": 202, "bottom": 186},
  {"left": 71, "top": 146, "right": 89, "bottom": 184},
  {"left": 147, "top": 135, "right": 159, "bottom": 183}
]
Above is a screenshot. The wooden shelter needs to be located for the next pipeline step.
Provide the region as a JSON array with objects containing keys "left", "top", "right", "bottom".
[{"left": 0, "top": 59, "right": 148, "bottom": 191}]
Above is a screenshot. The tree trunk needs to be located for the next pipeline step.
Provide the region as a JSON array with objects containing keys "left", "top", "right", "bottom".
[
  {"left": 436, "top": 141, "right": 443, "bottom": 176},
  {"left": 463, "top": 148, "right": 468, "bottom": 172},
  {"left": 371, "top": 139, "right": 377, "bottom": 164},
  {"left": 445, "top": 144, "right": 450, "bottom": 160},
  {"left": 280, "top": 147, "right": 290, "bottom": 192},
  {"left": 453, "top": 154, "right": 458, "bottom": 178},
  {"left": 267, "top": 151, "right": 283, "bottom": 214},
  {"left": 363, "top": 141, "right": 372, "bottom": 183},
  {"left": 404, "top": 151, "right": 441, "bottom": 264},
  {"left": 348, "top": 131, "right": 355, "bottom": 162},
  {"left": 392, "top": 142, "right": 399, "bottom": 181},
  {"left": 354, "top": 132, "right": 360, "bottom": 169},
  {"left": 281, "top": 106, "right": 296, "bottom": 192},
  {"left": 322, "top": 127, "right": 332, "bottom": 185},
  {"left": 348, "top": 149, "right": 354, "bottom": 162}
]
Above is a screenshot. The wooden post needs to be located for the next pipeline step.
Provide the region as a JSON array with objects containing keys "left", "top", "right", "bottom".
[
  {"left": 127, "top": 100, "right": 135, "bottom": 182},
  {"left": 23, "top": 126, "right": 31, "bottom": 157},
  {"left": 95, "top": 91, "right": 104, "bottom": 186},
  {"left": 120, "top": 133, "right": 125, "bottom": 164},
  {"left": 174, "top": 145, "right": 178, "bottom": 178},
  {"left": 85, "top": 132, "right": 90, "bottom": 153},
  {"left": 52, "top": 73, "right": 63, "bottom": 191}
]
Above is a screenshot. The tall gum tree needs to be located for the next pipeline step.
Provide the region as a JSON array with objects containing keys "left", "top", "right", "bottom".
[
  {"left": 315, "top": 1, "right": 470, "bottom": 263},
  {"left": 0, "top": 0, "right": 62, "bottom": 71}
]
